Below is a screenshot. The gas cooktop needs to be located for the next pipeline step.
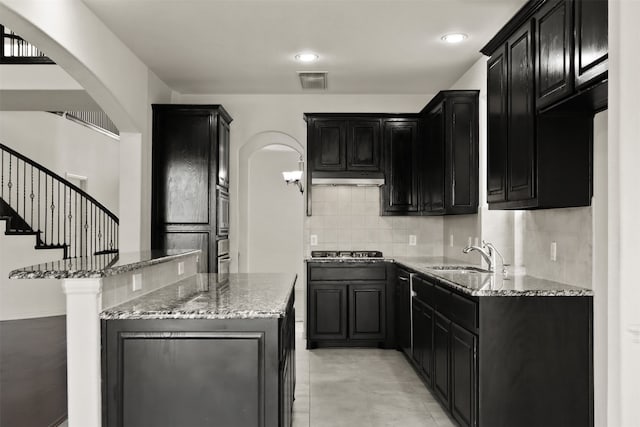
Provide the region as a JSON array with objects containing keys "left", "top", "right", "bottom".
[{"left": 310, "top": 250, "right": 383, "bottom": 258}]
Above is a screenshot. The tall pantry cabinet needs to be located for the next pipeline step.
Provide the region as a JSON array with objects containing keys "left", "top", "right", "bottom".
[{"left": 151, "top": 104, "right": 232, "bottom": 273}]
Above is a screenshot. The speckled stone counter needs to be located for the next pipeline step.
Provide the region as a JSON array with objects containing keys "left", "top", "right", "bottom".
[
  {"left": 9, "top": 249, "right": 200, "bottom": 279},
  {"left": 101, "top": 273, "right": 297, "bottom": 320},
  {"left": 394, "top": 256, "right": 592, "bottom": 297}
]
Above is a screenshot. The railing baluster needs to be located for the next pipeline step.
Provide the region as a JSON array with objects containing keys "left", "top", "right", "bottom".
[{"left": 1, "top": 143, "right": 118, "bottom": 258}]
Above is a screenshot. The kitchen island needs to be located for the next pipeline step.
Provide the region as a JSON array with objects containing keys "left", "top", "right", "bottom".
[
  {"left": 101, "top": 273, "right": 296, "bottom": 427},
  {"left": 10, "top": 251, "right": 296, "bottom": 427}
]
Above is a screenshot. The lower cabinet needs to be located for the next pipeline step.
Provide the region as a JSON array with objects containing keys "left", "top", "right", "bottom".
[
  {"left": 307, "top": 262, "right": 391, "bottom": 348},
  {"left": 398, "top": 268, "right": 593, "bottom": 427},
  {"left": 102, "top": 294, "right": 295, "bottom": 427},
  {"left": 433, "top": 310, "right": 452, "bottom": 408},
  {"left": 396, "top": 268, "right": 412, "bottom": 356},
  {"left": 451, "top": 323, "right": 477, "bottom": 427}
]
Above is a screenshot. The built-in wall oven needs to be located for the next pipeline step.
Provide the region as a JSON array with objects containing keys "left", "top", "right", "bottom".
[
  {"left": 217, "top": 188, "right": 229, "bottom": 237},
  {"left": 217, "top": 238, "right": 230, "bottom": 283}
]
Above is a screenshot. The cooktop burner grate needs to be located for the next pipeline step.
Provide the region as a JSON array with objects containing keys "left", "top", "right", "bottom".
[{"left": 311, "top": 250, "right": 383, "bottom": 258}]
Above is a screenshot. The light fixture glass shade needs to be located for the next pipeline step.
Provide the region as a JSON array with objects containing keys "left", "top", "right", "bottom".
[
  {"left": 295, "top": 53, "right": 319, "bottom": 63},
  {"left": 441, "top": 33, "right": 468, "bottom": 44},
  {"left": 282, "top": 170, "right": 303, "bottom": 182}
]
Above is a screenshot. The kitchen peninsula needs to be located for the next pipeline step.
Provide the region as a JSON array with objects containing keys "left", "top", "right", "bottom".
[{"left": 9, "top": 251, "right": 296, "bottom": 427}]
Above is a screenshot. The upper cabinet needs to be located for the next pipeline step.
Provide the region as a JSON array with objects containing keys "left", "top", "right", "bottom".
[
  {"left": 419, "top": 91, "right": 479, "bottom": 215},
  {"left": 574, "top": 0, "right": 608, "bottom": 88},
  {"left": 482, "top": 0, "right": 606, "bottom": 210},
  {"left": 381, "top": 118, "right": 420, "bottom": 214},
  {"left": 306, "top": 116, "right": 382, "bottom": 174}
]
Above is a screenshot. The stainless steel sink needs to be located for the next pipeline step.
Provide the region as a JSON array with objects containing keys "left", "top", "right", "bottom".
[{"left": 427, "top": 265, "right": 490, "bottom": 273}]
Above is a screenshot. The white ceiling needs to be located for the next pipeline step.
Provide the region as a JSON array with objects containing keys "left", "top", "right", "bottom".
[{"left": 81, "top": 0, "right": 526, "bottom": 95}]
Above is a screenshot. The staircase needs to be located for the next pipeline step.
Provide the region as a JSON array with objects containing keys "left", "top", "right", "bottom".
[{"left": 0, "top": 142, "right": 119, "bottom": 259}]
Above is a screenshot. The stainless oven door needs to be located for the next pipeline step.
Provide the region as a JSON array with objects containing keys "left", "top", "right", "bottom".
[
  {"left": 217, "top": 189, "right": 229, "bottom": 237},
  {"left": 217, "top": 255, "right": 231, "bottom": 283}
]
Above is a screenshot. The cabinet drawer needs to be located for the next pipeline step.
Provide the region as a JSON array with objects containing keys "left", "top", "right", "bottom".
[
  {"left": 412, "top": 275, "right": 436, "bottom": 303},
  {"left": 449, "top": 292, "right": 477, "bottom": 332},
  {"left": 309, "top": 264, "right": 386, "bottom": 281},
  {"left": 432, "top": 285, "right": 452, "bottom": 318}
]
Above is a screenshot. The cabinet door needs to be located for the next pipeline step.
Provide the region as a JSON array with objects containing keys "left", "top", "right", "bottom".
[
  {"left": 574, "top": 0, "right": 608, "bottom": 88},
  {"left": 419, "top": 301, "right": 434, "bottom": 385},
  {"left": 425, "top": 106, "right": 445, "bottom": 213},
  {"left": 446, "top": 95, "right": 478, "bottom": 214},
  {"left": 506, "top": 23, "right": 536, "bottom": 203},
  {"left": 311, "top": 120, "right": 347, "bottom": 171},
  {"left": 217, "top": 117, "right": 230, "bottom": 188},
  {"left": 536, "top": 0, "right": 573, "bottom": 109},
  {"left": 349, "top": 283, "right": 386, "bottom": 340},
  {"left": 396, "top": 273, "right": 411, "bottom": 355},
  {"left": 382, "top": 120, "right": 419, "bottom": 213},
  {"left": 411, "top": 298, "right": 424, "bottom": 365},
  {"left": 347, "top": 120, "right": 381, "bottom": 172},
  {"left": 433, "top": 311, "right": 451, "bottom": 408},
  {"left": 451, "top": 324, "right": 477, "bottom": 427},
  {"left": 152, "top": 107, "right": 217, "bottom": 273},
  {"left": 486, "top": 48, "right": 508, "bottom": 204},
  {"left": 308, "top": 284, "right": 348, "bottom": 340}
]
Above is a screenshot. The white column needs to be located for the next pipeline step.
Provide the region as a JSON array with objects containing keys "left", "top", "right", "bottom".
[{"left": 62, "top": 278, "right": 103, "bottom": 427}]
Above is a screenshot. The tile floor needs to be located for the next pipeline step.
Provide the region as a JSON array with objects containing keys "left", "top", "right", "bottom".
[{"left": 292, "top": 321, "right": 457, "bottom": 427}]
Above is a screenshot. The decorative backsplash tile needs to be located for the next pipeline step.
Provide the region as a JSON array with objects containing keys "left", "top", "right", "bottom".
[{"left": 304, "top": 186, "right": 443, "bottom": 257}]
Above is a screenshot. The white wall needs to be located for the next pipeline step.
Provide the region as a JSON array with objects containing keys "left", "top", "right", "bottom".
[
  {"left": 247, "top": 147, "right": 303, "bottom": 274},
  {"left": 0, "top": 111, "right": 119, "bottom": 214}
]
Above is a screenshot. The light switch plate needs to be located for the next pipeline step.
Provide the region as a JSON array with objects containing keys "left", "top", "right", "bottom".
[
  {"left": 449, "top": 234, "right": 454, "bottom": 247},
  {"left": 409, "top": 235, "right": 417, "bottom": 246},
  {"left": 132, "top": 273, "right": 142, "bottom": 292},
  {"left": 550, "top": 242, "right": 557, "bottom": 262},
  {"left": 178, "top": 261, "right": 185, "bottom": 275},
  {"left": 310, "top": 235, "right": 318, "bottom": 246},
  {"left": 467, "top": 236, "right": 473, "bottom": 247}
]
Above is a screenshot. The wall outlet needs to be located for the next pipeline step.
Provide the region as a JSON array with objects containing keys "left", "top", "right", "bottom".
[
  {"left": 474, "top": 236, "right": 480, "bottom": 246},
  {"left": 132, "top": 273, "right": 142, "bottom": 292},
  {"left": 550, "top": 241, "right": 557, "bottom": 262},
  {"left": 449, "top": 234, "right": 454, "bottom": 248},
  {"left": 409, "top": 235, "right": 417, "bottom": 246},
  {"left": 178, "top": 285, "right": 184, "bottom": 298},
  {"left": 467, "top": 236, "right": 473, "bottom": 247},
  {"left": 178, "top": 261, "right": 185, "bottom": 275},
  {"left": 310, "top": 234, "right": 318, "bottom": 246}
]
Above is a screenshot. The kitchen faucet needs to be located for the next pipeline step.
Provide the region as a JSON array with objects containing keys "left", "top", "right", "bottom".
[{"left": 462, "top": 240, "right": 506, "bottom": 273}]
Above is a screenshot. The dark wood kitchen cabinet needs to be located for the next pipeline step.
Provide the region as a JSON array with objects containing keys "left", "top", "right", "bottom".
[
  {"left": 381, "top": 118, "right": 419, "bottom": 214},
  {"left": 306, "top": 262, "right": 392, "bottom": 348},
  {"left": 574, "top": 0, "right": 608, "bottom": 88},
  {"left": 482, "top": 0, "right": 605, "bottom": 210},
  {"left": 151, "top": 104, "right": 232, "bottom": 272},
  {"left": 102, "top": 292, "right": 295, "bottom": 427},
  {"left": 396, "top": 264, "right": 592, "bottom": 427},
  {"left": 217, "top": 116, "right": 230, "bottom": 188},
  {"left": 535, "top": 0, "right": 574, "bottom": 109},
  {"left": 305, "top": 115, "right": 382, "bottom": 174},
  {"left": 419, "top": 91, "right": 479, "bottom": 215}
]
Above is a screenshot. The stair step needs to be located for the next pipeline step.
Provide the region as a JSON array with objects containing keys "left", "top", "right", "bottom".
[{"left": 5, "top": 230, "right": 41, "bottom": 236}]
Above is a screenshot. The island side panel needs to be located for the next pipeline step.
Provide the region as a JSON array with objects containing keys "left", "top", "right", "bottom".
[
  {"left": 478, "top": 296, "right": 593, "bottom": 427},
  {"left": 102, "top": 318, "right": 281, "bottom": 427}
]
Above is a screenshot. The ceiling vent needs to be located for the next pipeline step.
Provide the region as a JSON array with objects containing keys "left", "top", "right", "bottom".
[{"left": 298, "top": 72, "right": 328, "bottom": 90}]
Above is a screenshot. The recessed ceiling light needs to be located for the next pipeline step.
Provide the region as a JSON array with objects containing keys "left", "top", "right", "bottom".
[
  {"left": 441, "top": 33, "right": 468, "bottom": 44},
  {"left": 295, "top": 53, "right": 319, "bottom": 63}
]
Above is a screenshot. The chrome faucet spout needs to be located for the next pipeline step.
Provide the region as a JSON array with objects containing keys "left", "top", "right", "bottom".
[{"left": 462, "top": 244, "right": 494, "bottom": 271}]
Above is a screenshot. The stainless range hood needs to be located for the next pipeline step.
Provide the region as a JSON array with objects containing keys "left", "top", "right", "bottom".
[
  {"left": 311, "top": 171, "right": 385, "bottom": 186},
  {"left": 311, "top": 177, "right": 384, "bottom": 186}
]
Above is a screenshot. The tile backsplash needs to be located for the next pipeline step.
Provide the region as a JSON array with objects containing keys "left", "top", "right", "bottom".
[
  {"left": 304, "top": 186, "right": 443, "bottom": 257},
  {"left": 520, "top": 207, "right": 592, "bottom": 289}
]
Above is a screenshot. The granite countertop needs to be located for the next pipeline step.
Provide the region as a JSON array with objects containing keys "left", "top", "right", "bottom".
[
  {"left": 9, "top": 249, "right": 200, "bottom": 280},
  {"left": 394, "top": 256, "right": 593, "bottom": 297},
  {"left": 101, "top": 273, "right": 297, "bottom": 320}
]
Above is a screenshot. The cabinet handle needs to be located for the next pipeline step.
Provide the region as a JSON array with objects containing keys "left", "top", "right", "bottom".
[{"left": 398, "top": 276, "right": 409, "bottom": 281}]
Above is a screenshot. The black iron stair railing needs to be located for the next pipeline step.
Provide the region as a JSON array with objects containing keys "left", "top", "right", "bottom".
[{"left": 0, "top": 142, "right": 118, "bottom": 258}]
